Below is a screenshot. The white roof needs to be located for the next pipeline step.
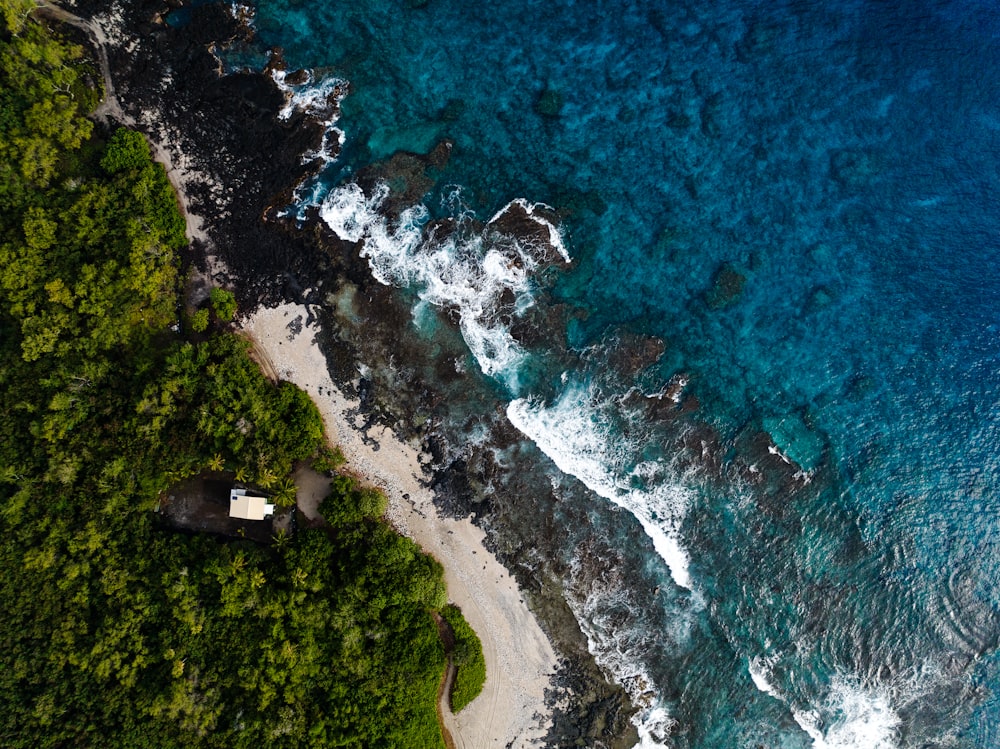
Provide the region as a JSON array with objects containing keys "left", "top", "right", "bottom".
[{"left": 229, "top": 488, "right": 275, "bottom": 520}]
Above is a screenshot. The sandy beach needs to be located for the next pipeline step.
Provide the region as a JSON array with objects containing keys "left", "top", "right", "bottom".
[
  {"left": 52, "top": 3, "right": 562, "bottom": 742},
  {"left": 242, "top": 302, "right": 559, "bottom": 749}
]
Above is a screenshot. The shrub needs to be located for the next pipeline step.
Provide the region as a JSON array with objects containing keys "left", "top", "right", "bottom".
[
  {"left": 311, "top": 445, "right": 346, "bottom": 474},
  {"left": 441, "top": 604, "right": 486, "bottom": 712},
  {"left": 189, "top": 308, "right": 209, "bottom": 333},
  {"left": 210, "top": 287, "right": 237, "bottom": 322},
  {"left": 319, "top": 475, "right": 388, "bottom": 525}
]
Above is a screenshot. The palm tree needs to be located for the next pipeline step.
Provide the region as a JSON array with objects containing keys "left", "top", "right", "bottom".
[
  {"left": 274, "top": 477, "right": 297, "bottom": 508},
  {"left": 207, "top": 453, "right": 224, "bottom": 472},
  {"left": 271, "top": 528, "right": 290, "bottom": 550},
  {"left": 257, "top": 467, "right": 277, "bottom": 489},
  {"left": 229, "top": 551, "right": 246, "bottom": 575},
  {"left": 249, "top": 569, "right": 266, "bottom": 590}
]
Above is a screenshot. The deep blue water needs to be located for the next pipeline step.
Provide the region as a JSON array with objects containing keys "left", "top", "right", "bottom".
[{"left": 245, "top": 1, "right": 1000, "bottom": 746}]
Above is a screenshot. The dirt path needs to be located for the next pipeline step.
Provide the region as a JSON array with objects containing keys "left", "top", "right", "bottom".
[
  {"left": 438, "top": 660, "right": 459, "bottom": 749},
  {"left": 34, "top": 1, "right": 131, "bottom": 126},
  {"left": 36, "top": 0, "right": 214, "bottom": 251}
]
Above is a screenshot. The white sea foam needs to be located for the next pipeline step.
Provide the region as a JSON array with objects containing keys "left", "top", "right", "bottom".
[
  {"left": 270, "top": 68, "right": 347, "bottom": 167},
  {"left": 507, "top": 380, "right": 693, "bottom": 590},
  {"left": 633, "top": 707, "right": 677, "bottom": 749},
  {"left": 507, "top": 373, "right": 703, "bottom": 746},
  {"left": 793, "top": 675, "right": 900, "bottom": 749},
  {"left": 564, "top": 569, "right": 680, "bottom": 749},
  {"left": 320, "top": 182, "right": 569, "bottom": 386},
  {"left": 229, "top": 2, "right": 254, "bottom": 29},
  {"left": 488, "top": 198, "right": 572, "bottom": 264},
  {"left": 271, "top": 68, "right": 346, "bottom": 122},
  {"left": 747, "top": 654, "right": 782, "bottom": 698},
  {"left": 749, "top": 657, "right": 900, "bottom": 749}
]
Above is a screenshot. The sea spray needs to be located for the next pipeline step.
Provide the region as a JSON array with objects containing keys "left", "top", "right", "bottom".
[
  {"left": 319, "top": 172, "right": 713, "bottom": 744},
  {"left": 269, "top": 66, "right": 348, "bottom": 187},
  {"left": 564, "top": 552, "right": 691, "bottom": 749},
  {"left": 271, "top": 67, "right": 347, "bottom": 125},
  {"left": 128, "top": 0, "right": 1000, "bottom": 743},
  {"left": 507, "top": 376, "right": 709, "bottom": 747},
  {"left": 794, "top": 676, "right": 901, "bottom": 749}
]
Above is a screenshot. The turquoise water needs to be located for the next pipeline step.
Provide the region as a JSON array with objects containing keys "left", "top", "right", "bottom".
[{"left": 247, "top": 1, "right": 1000, "bottom": 745}]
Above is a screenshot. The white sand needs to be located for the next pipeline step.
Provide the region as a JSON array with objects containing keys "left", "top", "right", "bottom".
[{"left": 242, "top": 302, "right": 559, "bottom": 748}]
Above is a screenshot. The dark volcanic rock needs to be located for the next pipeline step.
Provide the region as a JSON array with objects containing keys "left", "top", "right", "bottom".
[
  {"left": 356, "top": 142, "right": 452, "bottom": 217},
  {"left": 75, "top": 0, "right": 330, "bottom": 309},
  {"left": 605, "top": 332, "right": 666, "bottom": 377},
  {"left": 74, "top": 2, "right": 641, "bottom": 744}
]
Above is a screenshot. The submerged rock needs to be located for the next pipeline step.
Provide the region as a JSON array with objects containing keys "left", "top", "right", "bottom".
[
  {"left": 438, "top": 97, "right": 466, "bottom": 122},
  {"left": 666, "top": 109, "right": 694, "bottom": 131},
  {"left": 700, "top": 92, "right": 725, "bottom": 138},
  {"left": 735, "top": 18, "right": 784, "bottom": 63},
  {"left": 806, "top": 284, "right": 835, "bottom": 313},
  {"left": 829, "top": 148, "right": 879, "bottom": 188},
  {"left": 535, "top": 87, "right": 565, "bottom": 118},
  {"left": 704, "top": 261, "right": 747, "bottom": 309}
]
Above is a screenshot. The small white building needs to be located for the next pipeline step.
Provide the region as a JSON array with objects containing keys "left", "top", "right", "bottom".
[{"left": 229, "top": 488, "right": 275, "bottom": 520}]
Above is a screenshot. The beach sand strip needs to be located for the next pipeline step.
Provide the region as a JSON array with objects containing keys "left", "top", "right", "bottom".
[{"left": 242, "top": 302, "right": 558, "bottom": 749}]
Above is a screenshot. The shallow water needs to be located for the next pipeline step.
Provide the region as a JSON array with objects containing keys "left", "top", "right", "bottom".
[{"left": 245, "top": 0, "right": 1000, "bottom": 745}]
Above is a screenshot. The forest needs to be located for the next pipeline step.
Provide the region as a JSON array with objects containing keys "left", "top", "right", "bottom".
[{"left": 0, "top": 3, "right": 480, "bottom": 746}]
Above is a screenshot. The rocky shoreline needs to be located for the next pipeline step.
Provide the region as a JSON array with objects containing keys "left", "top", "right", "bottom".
[{"left": 65, "top": 0, "right": 639, "bottom": 746}]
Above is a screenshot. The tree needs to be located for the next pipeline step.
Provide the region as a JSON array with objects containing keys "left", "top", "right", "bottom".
[
  {"left": 100, "top": 127, "right": 151, "bottom": 175},
  {"left": 274, "top": 476, "right": 297, "bottom": 508},
  {"left": 0, "top": 15, "right": 473, "bottom": 749},
  {"left": 189, "top": 308, "right": 209, "bottom": 333},
  {"left": 0, "top": 0, "right": 33, "bottom": 35}
]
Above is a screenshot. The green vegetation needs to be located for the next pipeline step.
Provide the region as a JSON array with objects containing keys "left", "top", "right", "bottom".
[
  {"left": 441, "top": 605, "right": 487, "bottom": 712},
  {"left": 209, "top": 286, "right": 237, "bottom": 322},
  {"left": 189, "top": 306, "right": 211, "bottom": 333},
  {"left": 0, "top": 5, "right": 479, "bottom": 746},
  {"left": 319, "top": 474, "right": 390, "bottom": 526},
  {"left": 311, "top": 444, "right": 347, "bottom": 474}
]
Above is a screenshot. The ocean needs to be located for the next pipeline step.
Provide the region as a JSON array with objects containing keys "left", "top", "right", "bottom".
[{"left": 228, "top": 0, "right": 1000, "bottom": 746}]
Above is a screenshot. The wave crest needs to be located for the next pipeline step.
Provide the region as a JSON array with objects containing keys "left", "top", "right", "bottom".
[
  {"left": 794, "top": 675, "right": 900, "bottom": 749},
  {"left": 749, "top": 658, "right": 901, "bottom": 749},
  {"left": 507, "top": 377, "right": 693, "bottom": 590}
]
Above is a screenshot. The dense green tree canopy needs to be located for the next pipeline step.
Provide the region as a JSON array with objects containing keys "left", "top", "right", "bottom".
[{"left": 0, "top": 5, "right": 480, "bottom": 746}]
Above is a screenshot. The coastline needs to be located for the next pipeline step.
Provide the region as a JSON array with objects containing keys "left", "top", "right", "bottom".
[
  {"left": 60, "top": 0, "right": 637, "bottom": 743},
  {"left": 242, "top": 302, "right": 560, "bottom": 748}
]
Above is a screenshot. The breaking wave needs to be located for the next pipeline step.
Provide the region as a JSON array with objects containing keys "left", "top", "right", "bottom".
[
  {"left": 508, "top": 376, "right": 705, "bottom": 747},
  {"left": 749, "top": 659, "right": 901, "bottom": 749},
  {"left": 271, "top": 67, "right": 346, "bottom": 167},
  {"left": 320, "top": 181, "right": 567, "bottom": 387},
  {"left": 507, "top": 377, "right": 694, "bottom": 591},
  {"left": 564, "top": 549, "right": 699, "bottom": 749},
  {"left": 795, "top": 676, "right": 900, "bottom": 749}
]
